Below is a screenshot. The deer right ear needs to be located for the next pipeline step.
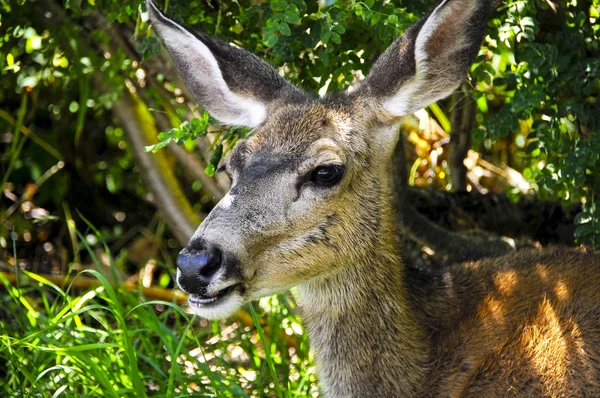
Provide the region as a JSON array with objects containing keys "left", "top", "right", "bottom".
[
  {"left": 146, "top": 0, "right": 303, "bottom": 128},
  {"left": 361, "top": 0, "right": 494, "bottom": 118}
]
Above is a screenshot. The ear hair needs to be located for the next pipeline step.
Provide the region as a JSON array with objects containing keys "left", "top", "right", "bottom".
[
  {"left": 146, "top": 0, "right": 306, "bottom": 127},
  {"left": 360, "top": 0, "right": 494, "bottom": 118}
]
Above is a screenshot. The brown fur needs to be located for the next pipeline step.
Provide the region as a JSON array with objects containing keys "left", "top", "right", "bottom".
[
  {"left": 222, "top": 103, "right": 600, "bottom": 397},
  {"left": 411, "top": 247, "right": 600, "bottom": 397},
  {"left": 148, "top": 0, "right": 600, "bottom": 395},
  {"left": 281, "top": 114, "right": 600, "bottom": 395}
]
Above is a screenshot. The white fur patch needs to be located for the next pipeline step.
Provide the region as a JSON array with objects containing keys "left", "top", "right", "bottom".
[
  {"left": 176, "top": 268, "right": 182, "bottom": 289},
  {"left": 219, "top": 193, "right": 235, "bottom": 210},
  {"left": 414, "top": 0, "right": 453, "bottom": 67},
  {"left": 382, "top": 80, "right": 421, "bottom": 116},
  {"left": 187, "top": 292, "right": 244, "bottom": 319},
  {"left": 384, "top": 0, "right": 476, "bottom": 117}
]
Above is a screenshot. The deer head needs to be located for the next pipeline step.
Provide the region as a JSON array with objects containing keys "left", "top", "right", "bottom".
[{"left": 147, "top": 0, "right": 492, "bottom": 319}]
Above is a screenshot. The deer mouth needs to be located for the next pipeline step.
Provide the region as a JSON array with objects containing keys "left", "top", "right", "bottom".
[{"left": 188, "top": 283, "right": 241, "bottom": 307}]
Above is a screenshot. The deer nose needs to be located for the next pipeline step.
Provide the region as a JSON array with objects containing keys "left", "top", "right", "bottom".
[{"left": 177, "top": 243, "right": 223, "bottom": 293}]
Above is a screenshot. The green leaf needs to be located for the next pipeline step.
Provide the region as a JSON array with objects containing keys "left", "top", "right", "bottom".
[
  {"left": 265, "top": 33, "right": 279, "bottom": 47},
  {"left": 270, "top": 0, "right": 288, "bottom": 12},
  {"left": 331, "top": 32, "right": 341, "bottom": 44},
  {"left": 138, "top": 37, "right": 161, "bottom": 61},
  {"left": 278, "top": 22, "right": 291, "bottom": 36},
  {"left": 191, "top": 118, "right": 202, "bottom": 132},
  {"left": 320, "top": 28, "right": 332, "bottom": 44},
  {"left": 144, "top": 139, "right": 171, "bottom": 153},
  {"left": 204, "top": 163, "right": 216, "bottom": 177},
  {"left": 284, "top": 10, "right": 300, "bottom": 24},
  {"left": 206, "top": 143, "right": 224, "bottom": 177},
  {"left": 574, "top": 212, "right": 592, "bottom": 225},
  {"left": 317, "top": 48, "right": 329, "bottom": 66},
  {"left": 575, "top": 223, "right": 596, "bottom": 238},
  {"left": 308, "top": 21, "right": 321, "bottom": 47},
  {"left": 371, "top": 13, "right": 381, "bottom": 26},
  {"left": 332, "top": 23, "right": 345, "bottom": 34},
  {"left": 525, "top": 141, "right": 539, "bottom": 154}
]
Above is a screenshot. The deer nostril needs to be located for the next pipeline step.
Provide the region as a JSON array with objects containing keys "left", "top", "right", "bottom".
[
  {"left": 197, "top": 247, "right": 222, "bottom": 280},
  {"left": 177, "top": 244, "right": 223, "bottom": 288}
]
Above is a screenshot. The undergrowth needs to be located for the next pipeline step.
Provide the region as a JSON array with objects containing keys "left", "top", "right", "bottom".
[{"left": 0, "top": 238, "right": 317, "bottom": 397}]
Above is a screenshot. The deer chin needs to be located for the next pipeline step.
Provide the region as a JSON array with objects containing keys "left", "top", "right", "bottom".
[{"left": 187, "top": 283, "right": 245, "bottom": 319}]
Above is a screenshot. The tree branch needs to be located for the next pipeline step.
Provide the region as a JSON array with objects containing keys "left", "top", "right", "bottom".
[
  {"left": 407, "top": 187, "right": 576, "bottom": 245},
  {"left": 392, "top": 132, "right": 524, "bottom": 264},
  {"left": 112, "top": 87, "right": 201, "bottom": 245}
]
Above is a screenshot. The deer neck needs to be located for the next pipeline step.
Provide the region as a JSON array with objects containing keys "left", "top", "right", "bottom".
[{"left": 296, "top": 177, "right": 429, "bottom": 397}]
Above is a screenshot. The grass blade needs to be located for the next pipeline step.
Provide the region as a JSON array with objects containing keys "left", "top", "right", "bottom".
[{"left": 249, "top": 302, "right": 284, "bottom": 398}]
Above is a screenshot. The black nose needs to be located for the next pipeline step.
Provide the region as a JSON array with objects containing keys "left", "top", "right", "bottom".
[{"left": 177, "top": 242, "right": 223, "bottom": 294}]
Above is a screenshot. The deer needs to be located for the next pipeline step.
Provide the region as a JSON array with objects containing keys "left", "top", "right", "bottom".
[{"left": 147, "top": 0, "right": 600, "bottom": 396}]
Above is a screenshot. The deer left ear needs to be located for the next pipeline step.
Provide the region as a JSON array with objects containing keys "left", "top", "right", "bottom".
[
  {"left": 361, "top": 0, "right": 494, "bottom": 118},
  {"left": 146, "top": 0, "right": 306, "bottom": 128}
]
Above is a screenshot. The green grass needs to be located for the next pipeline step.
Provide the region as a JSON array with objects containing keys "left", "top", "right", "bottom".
[{"left": 0, "top": 248, "right": 318, "bottom": 396}]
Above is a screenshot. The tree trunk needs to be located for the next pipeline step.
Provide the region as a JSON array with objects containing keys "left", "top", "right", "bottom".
[
  {"left": 113, "top": 90, "right": 200, "bottom": 245},
  {"left": 449, "top": 83, "right": 475, "bottom": 192}
]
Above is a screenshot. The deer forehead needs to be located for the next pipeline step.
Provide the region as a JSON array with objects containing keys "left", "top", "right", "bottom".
[{"left": 238, "top": 103, "right": 367, "bottom": 163}]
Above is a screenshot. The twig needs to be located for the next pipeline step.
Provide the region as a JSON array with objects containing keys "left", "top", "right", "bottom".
[
  {"left": 150, "top": 111, "right": 226, "bottom": 203},
  {"left": 0, "top": 108, "right": 64, "bottom": 161},
  {"left": 2, "top": 161, "right": 65, "bottom": 221}
]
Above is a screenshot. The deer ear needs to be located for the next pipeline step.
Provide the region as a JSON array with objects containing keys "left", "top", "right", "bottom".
[
  {"left": 361, "top": 0, "right": 494, "bottom": 118},
  {"left": 146, "top": 0, "right": 303, "bottom": 127}
]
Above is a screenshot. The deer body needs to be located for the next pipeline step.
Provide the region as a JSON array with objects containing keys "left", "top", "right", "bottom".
[
  {"left": 147, "top": 0, "right": 600, "bottom": 395},
  {"left": 299, "top": 243, "right": 600, "bottom": 396}
]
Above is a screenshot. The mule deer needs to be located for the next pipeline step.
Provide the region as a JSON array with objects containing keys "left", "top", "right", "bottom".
[{"left": 148, "top": 0, "right": 600, "bottom": 396}]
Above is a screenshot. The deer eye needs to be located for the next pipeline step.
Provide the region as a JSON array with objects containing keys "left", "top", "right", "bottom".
[{"left": 310, "top": 165, "right": 345, "bottom": 186}]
